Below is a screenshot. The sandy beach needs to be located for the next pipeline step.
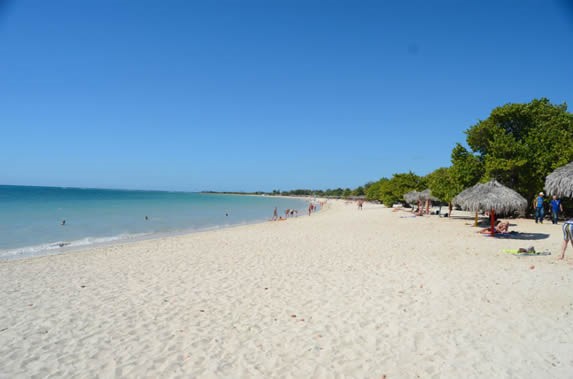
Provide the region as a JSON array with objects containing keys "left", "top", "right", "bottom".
[{"left": 1, "top": 200, "right": 572, "bottom": 378}]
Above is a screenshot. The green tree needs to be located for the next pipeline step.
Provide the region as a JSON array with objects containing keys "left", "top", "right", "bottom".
[
  {"left": 330, "top": 188, "right": 344, "bottom": 198},
  {"left": 426, "top": 167, "right": 460, "bottom": 214},
  {"left": 352, "top": 186, "right": 365, "bottom": 196},
  {"left": 377, "top": 172, "right": 426, "bottom": 207},
  {"left": 464, "top": 98, "right": 573, "bottom": 198},
  {"left": 365, "top": 179, "right": 387, "bottom": 201},
  {"left": 450, "top": 143, "right": 484, "bottom": 189},
  {"left": 363, "top": 181, "right": 375, "bottom": 192}
]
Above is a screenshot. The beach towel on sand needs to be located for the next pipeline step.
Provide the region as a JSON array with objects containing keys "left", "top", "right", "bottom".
[{"left": 502, "top": 248, "right": 551, "bottom": 256}]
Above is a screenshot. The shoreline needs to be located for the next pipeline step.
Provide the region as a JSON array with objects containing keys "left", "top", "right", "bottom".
[
  {"left": 0, "top": 201, "right": 324, "bottom": 263},
  {"left": 1, "top": 200, "right": 571, "bottom": 378},
  {"left": 0, "top": 193, "right": 314, "bottom": 262}
]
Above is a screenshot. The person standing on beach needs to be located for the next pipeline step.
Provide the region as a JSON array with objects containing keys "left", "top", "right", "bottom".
[
  {"left": 534, "top": 192, "right": 545, "bottom": 223},
  {"left": 272, "top": 207, "right": 278, "bottom": 221},
  {"left": 550, "top": 195, "right": 563, "bottom": 224},
  {"left": 558, "top": 219, "right": 573, "bottom": 259}
]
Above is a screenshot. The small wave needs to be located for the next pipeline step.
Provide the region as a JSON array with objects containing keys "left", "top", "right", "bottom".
[{"left": 0, "top": 233, "right": 150, "bottom": 261}]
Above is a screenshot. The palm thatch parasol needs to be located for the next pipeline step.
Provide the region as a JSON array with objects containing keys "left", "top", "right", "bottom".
[
  {"left": 403, "top": 190, "right": 421, "bottom": 204},
  {"left": 452, "top": 184, "right": 479, "bottom": 207},
  {"left": 419, "top": 189, "right": 439, "bottom": 202},
  {"left": 452, "top": 184, "right": 481, "bottom": 226},
  {"left": 419, "top": 189, "right": 440, "bottom": 215},
  {"left": 545, "top": 161, "right": 573, "bottom": 198},
  {"left": 453, "top": 180, "right": 527, "bottom": 234},
  {"left": 403, "top": 190, "right": 425, "bottom": 215}
]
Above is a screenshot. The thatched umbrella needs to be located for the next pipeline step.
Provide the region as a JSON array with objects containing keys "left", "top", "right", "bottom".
[
  {"left": 419, "top": 189, "right": 439, "bottom": 202},
  {"left": 453, "top": 180, "right": 527, "bottom": 234},
  {"left": 452, "top": 184, "right": 481, "bottom": 226},
  {"left": 403, "top": 191, "right": 421, "bottom": 204},
  {"left": 545, "top": 161, "right": 573, "bottom": 198},
  {"left": 419, "top": 189, "right": 440, "bottom": 214},
  {"left": 452, "top": 184, "right": 479, "bottom": 207},
  {"left": 403, "top": 190, "right": 425, "bottom": 215}
]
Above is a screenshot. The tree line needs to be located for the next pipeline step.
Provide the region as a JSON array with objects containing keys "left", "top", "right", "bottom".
[
  {"left": 273, "top": 98, "right": 573, "bottom": 214},
  {"left": 273, "top": 187, "right": 368, "bottom": 198},
  {"left": 211, "top": 99, "right": 572, "bottom": 213},
  {"left": 365, "top": 98, "right": 573, "bottom": 213}
]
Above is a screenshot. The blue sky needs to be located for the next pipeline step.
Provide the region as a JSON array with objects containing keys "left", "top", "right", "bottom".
[{"left": 1, "top": 1, "right": 572, "bottom": 192}]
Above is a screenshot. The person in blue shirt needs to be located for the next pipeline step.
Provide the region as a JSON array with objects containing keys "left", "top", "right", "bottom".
[
  {"left": 533, "top": 192, "right": 545, "bottom": 223},
  {"left": 550, "top": 195, "right": 563, "bottom": 224}
]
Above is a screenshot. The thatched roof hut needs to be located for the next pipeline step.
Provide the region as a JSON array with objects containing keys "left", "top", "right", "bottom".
[
  {"left": 545, "top": 161, "right": 573, "bottom": 198},
  {"left": 419, "top": 189, "right": 440, "bottom": 202},
  {"left": 453, "top": 180, "right": 527, "bottom": 234},
  {"left": 453, "top": 180, "right": 527, "bottom": 214},
  {"left": 452, "top": 184, "right": 479, "bottom": 208},
  {"left": 403, "top": 191, "right": 421, "bottom": 204}
]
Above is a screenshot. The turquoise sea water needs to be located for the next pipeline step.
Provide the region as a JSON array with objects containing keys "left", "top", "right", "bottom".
[{"left": 0, "top": 185, "right": 308, "bottom": 260}]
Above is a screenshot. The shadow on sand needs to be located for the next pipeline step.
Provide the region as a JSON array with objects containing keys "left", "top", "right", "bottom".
[{"left": 492, "top": 232, "right": 550, "bottom": 240}]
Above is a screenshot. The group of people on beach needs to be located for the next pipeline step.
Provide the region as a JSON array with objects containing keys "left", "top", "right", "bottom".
[
  {"left": 309, "top": 200, "right": 327, "bottom": 215},
  {"left": 307, "top": 203, "right": 316, "bottom": 215},
  {"left": 480, "top": 191, "right": 573, "bottom": 260},
  {"left": 533, "top": 192, "right": 564, "bottom": 224},
  {"left": 271, "top": 207, "right": 299, "bottom": 221},
  {"left": 272, "top": 201, "right": 325, "bottom": 221},
  {"left": 531, "top": 191, "right": 573, "bottom": 259}
]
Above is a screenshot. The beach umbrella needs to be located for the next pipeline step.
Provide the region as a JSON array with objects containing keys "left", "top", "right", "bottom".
[
  {"left": 452, "top": 183, "right": 484, "bottom": 226},
  {"left": 403, "top": 190, "right": 424, "bottom": 215},
  {"left": 403, "top": 190, "right": 421, "bottom": 204},
  {"left": 419, "top": 189, "right": 440, "bottom": 215},
  {"left": 452, "top": 185, "right": 479, "bottom": 207},
  {"left": 453, "top": 180, "right": 528, "bottom": 234},
  {"left": 419, "top": 189, "right": 440, "bottom": 202},
  {"left": 545, "top": 161, "right": 573, "bottom": 198}
]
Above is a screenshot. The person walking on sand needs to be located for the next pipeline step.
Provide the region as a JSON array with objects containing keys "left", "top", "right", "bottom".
[
  {"left": 558, "top": 219, "right": 573, "bottom": 260},
  {"left": 550, "top": 195, "right": 563, "bottom": 224},
  {"left": 533, "top": 192, "right": 545, "bottom": 223}
]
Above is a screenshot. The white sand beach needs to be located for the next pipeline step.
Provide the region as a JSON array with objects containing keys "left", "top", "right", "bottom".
[{"left": 1, "top": 201, "right": 572, "bottom": 378}]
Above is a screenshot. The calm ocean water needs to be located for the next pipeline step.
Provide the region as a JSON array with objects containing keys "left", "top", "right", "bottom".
[{"left": 0, "top": 185, "right": 308, "bottom": 260}]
